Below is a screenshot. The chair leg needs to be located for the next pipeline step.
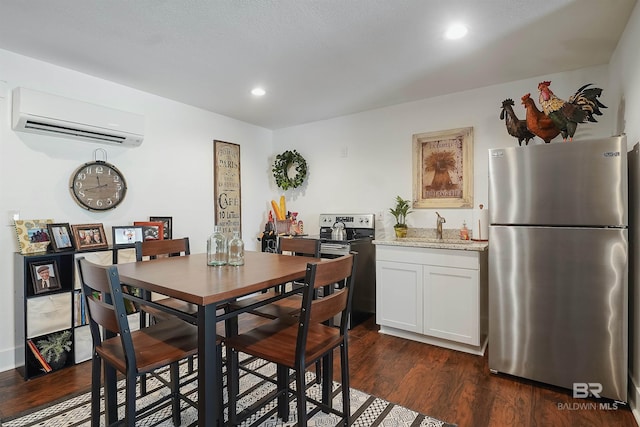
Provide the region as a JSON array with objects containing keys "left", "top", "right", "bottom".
[
  {"left": 340, "top": 342, "right": 350, "bottom": 426},
  {"left": 276, "top": 365, "right": 290, "bottom": 421},
  {"left": 91, "top": 355, "right": 101, "bottom": 427},
  {"left": 296, "top": 368, "right": 307, "bottom": 427},
  {"left": 322, "top": 353, "right": 332, "bottom": 406},
  {"left": 170, "top": 362, "right": 181, "bottom": 426},
  {"left": 104, "top": 363, "right": 118, "bottom": 425},
  {"left": 125, "top": 373, "right": 137, "bottom": 426},
  {"left": 228, "top": 349, "right": 240, "bottom": 425}
]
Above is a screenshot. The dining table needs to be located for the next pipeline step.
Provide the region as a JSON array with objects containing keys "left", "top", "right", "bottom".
[{"left": 115, "top": 250, "right": 317, "bottom": 427}]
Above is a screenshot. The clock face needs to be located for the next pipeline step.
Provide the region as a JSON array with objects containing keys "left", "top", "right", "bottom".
[{"left": 69, "top": 161, "right": 127, "bottom": 211}]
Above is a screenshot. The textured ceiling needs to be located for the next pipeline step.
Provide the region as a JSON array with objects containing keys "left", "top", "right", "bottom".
[{"left": 0, "top": 0, "right": 636, "bottom": 129}]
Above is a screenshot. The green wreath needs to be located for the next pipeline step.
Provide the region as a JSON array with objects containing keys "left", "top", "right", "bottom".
[{"left": 272, "top": 150, "right": 307, "bottom": 190}]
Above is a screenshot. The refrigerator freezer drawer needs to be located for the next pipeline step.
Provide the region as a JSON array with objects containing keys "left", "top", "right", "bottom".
[
  {"left": 488, "top": 136, "right": 627, "bottom": 227},
  {"left": 488, "top": 225, "right": 628, "bottom": 401}
]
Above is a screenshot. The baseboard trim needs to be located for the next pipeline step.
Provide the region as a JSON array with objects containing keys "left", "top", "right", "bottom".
[
  {"left": 0, "top": 346, "right": 17, "bottom": 373},
  {"left": 378, "top": 325, "right": 487, "bottom": 356}
]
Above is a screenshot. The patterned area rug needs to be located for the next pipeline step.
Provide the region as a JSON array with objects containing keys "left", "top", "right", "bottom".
[{"left": 1, "top": 356, "right": 456, "bottom": 427}]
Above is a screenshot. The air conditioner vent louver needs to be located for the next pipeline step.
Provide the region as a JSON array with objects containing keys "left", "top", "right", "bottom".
[
  {"left": 12, "top": 87, "right": 144, "bottom": 147},
  {"left": 24, "top": 120, "right": 127, "bottom": 144}
]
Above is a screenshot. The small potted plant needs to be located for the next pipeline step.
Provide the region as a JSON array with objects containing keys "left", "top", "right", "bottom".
[
  {"left": 389, "top": 196, "right": 412, "bottom": 238},
  {"left": 36, "top": 330, "right": 72, "bottom": 370}
]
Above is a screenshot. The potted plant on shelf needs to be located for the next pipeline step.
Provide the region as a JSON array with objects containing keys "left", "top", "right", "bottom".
[
  {"left": 36, "top": 330, "right": 72, "bottom": 370},
  {"left": 389, "top": 195, "right": 412, "bottom": 238}
]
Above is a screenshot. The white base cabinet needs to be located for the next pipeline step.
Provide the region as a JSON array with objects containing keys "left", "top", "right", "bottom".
[{"left": 375, "top": 244, "right": 488, "bottom": 355}]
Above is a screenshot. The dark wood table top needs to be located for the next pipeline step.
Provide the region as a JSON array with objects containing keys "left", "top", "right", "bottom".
[{"left": 117, "top": 251, "right": 316, "bottom": 306}]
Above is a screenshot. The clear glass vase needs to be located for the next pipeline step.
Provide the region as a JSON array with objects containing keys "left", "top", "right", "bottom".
[
  {"left": 207, "top": 226, "right": 228, "bottom": 266},
  {"left": 228, "top": 230, "right": 245, "bottom": 266}
]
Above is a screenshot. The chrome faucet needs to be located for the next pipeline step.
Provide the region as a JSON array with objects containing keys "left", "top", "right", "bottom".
[{"left": 435, "top": 212, "right": 446, "bottom": 240}]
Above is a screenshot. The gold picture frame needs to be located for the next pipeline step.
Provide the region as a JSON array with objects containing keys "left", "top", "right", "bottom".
[
  {"left": 71, "top": 223, "right": 108, "bottom": 251},
  {"left": 412, "top": 127, "right": 473, "bottom": 209},
  {"left": 14, "top": 219, "right": 54, "bottom": 254}
]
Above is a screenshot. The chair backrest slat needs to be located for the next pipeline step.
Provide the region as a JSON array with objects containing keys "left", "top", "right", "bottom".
[
  {"left": 136, "top": 237, "right": 190, "bottom": 261},
  {"left": 309, "top": 289, "right": 348, "bottom": 323},
  {"left": 311, "top": 256, "right": 354, "bottom": 289},
  {"left": 85, "top": 297, "right": 120, "bottom": 334},
  {"left": 278, "top": 238, "right": 320, "bottom": 258}
]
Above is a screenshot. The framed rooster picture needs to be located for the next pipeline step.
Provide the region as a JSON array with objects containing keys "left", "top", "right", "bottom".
[{"left": 412, "top": 127, "right": 473, "bottom": 209}]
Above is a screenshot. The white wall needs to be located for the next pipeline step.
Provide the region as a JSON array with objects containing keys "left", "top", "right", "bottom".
[
  {"left": 610, "top": 1, "right": 640, "bottom": 420},
  {"left": 272, "top": 65, "right": 615, "bottom": 239},
  {"left": 0, "top": 49, "right": 273, "bottom": 371}
]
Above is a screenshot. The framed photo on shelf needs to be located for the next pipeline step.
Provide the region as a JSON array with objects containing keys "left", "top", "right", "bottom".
[
  {"left": 14, "top": 219, "right": 53, "bottom": 254},
  {"left": 47, "top": 223, "right": 75, "bottom": 252},
  {"left": 412, "top": 127, "right": 474, "bottom": 209},
  {"left": 112, "top": 226, "right": 144, "bottom": 247},
  {"left": 70, "top": 223, "right": 108, "bottom": 251},
  {"left": 30, "top": 260, "right": 62, "bottom": 295},
  {"left": 149, "top": 216, "right": 172, "bottom": 239},
  {"left": 133, "top": 221, "right": 164, "bottom": 241}
]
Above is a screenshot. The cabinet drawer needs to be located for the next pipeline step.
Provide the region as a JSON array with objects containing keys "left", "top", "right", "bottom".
[{"left": 376, "top": 245, "right": 479, "bottom": 269}]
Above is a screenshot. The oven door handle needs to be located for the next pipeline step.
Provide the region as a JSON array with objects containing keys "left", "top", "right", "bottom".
[
  {"left": 320, "top": 243, "right": 351, "bottom": 258},
  {"left": 321, "top": 243, "right": 350, "bottom": 251}
]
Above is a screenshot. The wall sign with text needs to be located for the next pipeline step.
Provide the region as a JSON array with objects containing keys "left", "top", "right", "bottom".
[{"left": 213, "top": 140, "right": 241, "bottom": 234}]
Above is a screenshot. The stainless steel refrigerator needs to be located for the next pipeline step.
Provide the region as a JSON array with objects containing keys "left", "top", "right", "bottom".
[{"left": 488, "top": 135, "right": 628, "bottom": 402}]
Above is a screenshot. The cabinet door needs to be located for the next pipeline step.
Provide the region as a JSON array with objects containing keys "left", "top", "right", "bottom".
[
  {"left": 376, "top": 261, "right": 423, "bottom": 332},
  {"left": 423, "top": 266, "right": 479, "bottom": 345}
]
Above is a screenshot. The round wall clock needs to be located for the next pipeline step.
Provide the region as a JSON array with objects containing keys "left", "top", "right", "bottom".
[{"left": 69, "top": 160, "right": 127, "bottom": 211}]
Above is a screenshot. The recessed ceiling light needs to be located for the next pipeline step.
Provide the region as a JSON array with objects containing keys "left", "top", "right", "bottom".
[
  {"left": 444, "top": 23, "right": 468, "bottom": 40},
  {"left": 251, "top": 87, "right": 266, "bottom": 96}
]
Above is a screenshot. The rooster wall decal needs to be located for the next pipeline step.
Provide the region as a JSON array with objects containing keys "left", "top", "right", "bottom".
[
  {"left": 538, "top": 81, "right": 606, "bottom": 141},
  {"left": 500, "top": 98, "right": 534, "bottom": 146},
  {"left": 521, "top": 93, "right": 562, "bottom": 144}
]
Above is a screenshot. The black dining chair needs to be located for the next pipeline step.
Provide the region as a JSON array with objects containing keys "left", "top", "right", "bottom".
[
  {"left": 77, "top": 257, "right": 211, "bottom": 426},
  {"left": 227, "top": 237, "right": 324, "bottom": 384},
  {"left": 230, "top": 237, "right": 322, "bottom": 318},
  {"left": 225, "top": 252, "right": 357, "bottom": 426},
  {"left": 134, "top": 238, "right": 197, "bottom": 324}
]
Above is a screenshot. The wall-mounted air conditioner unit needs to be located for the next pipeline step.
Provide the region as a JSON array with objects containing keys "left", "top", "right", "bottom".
[{"left": 11, "top": 87, "right": 144, "bottom": 147}]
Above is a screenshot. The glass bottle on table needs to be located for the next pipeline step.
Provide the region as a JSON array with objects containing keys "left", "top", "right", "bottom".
[
  {"left": 207, "top": 226, "right": 228, "bottom": 266},
  {"left": 228, "top": 230, "right": 245, "bottom": 266}
]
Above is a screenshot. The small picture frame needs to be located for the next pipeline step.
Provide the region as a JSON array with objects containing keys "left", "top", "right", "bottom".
[
  {"left": 150, "top": 216, "right": 172, "bottom": 239},
  {"left": 14, "top": 219, "right": 53, "bottom": 254},
  {"left": 134, "top": 221, "right": 164, "bottom": 241},
  {"left": 47, "top": 223, "right": 75, "bottom": 252},
  {"left": 112, "top": 226, "right": 144, "bottom": 247},
  {"left": 71, "top": 223, "right": 108, "bottom": 251},
  {"left": 30, "top": 260, "right": 62, "bottom": 295}
]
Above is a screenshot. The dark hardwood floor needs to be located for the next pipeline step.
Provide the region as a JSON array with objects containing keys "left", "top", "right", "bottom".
[{"left": 0, "top": 316, "right": 636, "bottom": 426}]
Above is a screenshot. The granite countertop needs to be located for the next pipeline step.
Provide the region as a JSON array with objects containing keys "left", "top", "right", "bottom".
[{"left": 373, "top": 228, "right": 488, "bottom": 252}]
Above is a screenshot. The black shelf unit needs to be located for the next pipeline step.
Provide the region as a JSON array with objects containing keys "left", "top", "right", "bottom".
[
  {"left": 15, "top": 251, "right": 76, "bottom": 379},
  {"left": 14, "top": 246, "right": 138, "bottom": 380}
]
